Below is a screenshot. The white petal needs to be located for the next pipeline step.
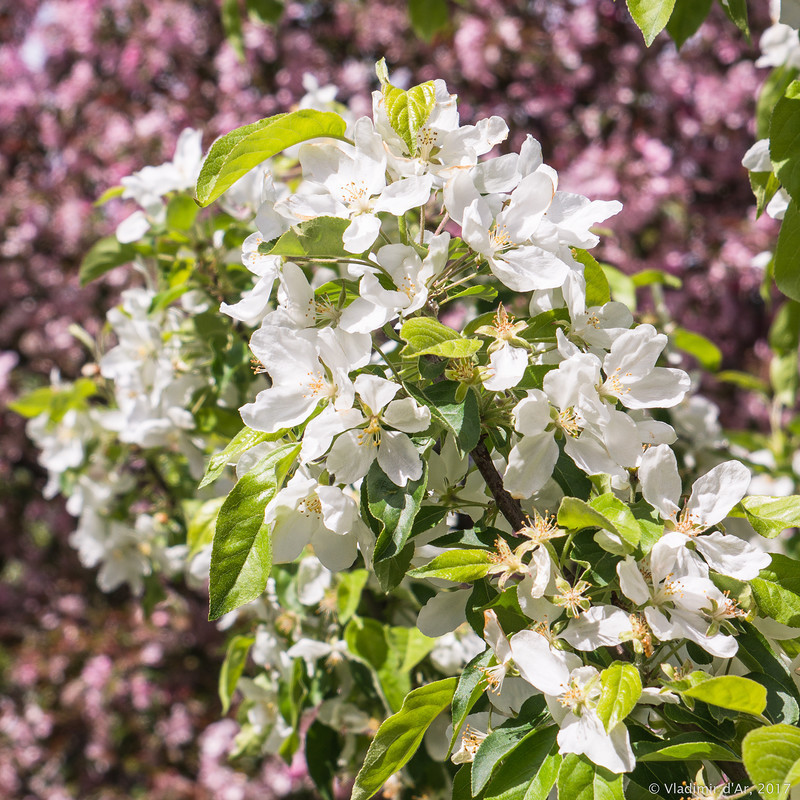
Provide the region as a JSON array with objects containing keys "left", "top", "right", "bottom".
[
  {"left": 483, "top": 345, "right": 528, "bottom": 391},
  {"left": 617, "top": 558, "right": 650, "bottom": 606},
  {"left": 694, "top": 531, "right": 771, "bottom": 580},
  {"left": 561, "top": 606, "right": 632, "bottom": 651},
  {"left": 383, "top": 397, "right": 431, "bottom": 433},
  {"left": 326, "top": 429, "right": 376, "bottom": 485},
  {"left": 557, "top": 712, "right": 635, "bottom": 773},
  {"left": 638, "top": 444, "right": 681, "bottom": 521},
  {"left": 343, "top": 214, "right": 382, "bottom": 253},
  {"left": 483, "top": 609, "right": 511, "bottom": 664},
  {"left": 512, "top": 390, "right": 551, "bottom": 437},
  {"left": 378, "top": 431, "right": 423, "bottom": 487},
  {"left": 509, "top": 630, "right": 574, "bottom": 696},
  {"left": 373, "top": 175, "right": 434, "bottom": 215},
  {"left": 686, "top": 461, "right": 751, "bottom": 528},
  {"left": 417, "top": 590, "right": 471, "bottom": 637},
  {"left": 354, "top": 373, "right": 401, "bottom": 413},
  {"left": 503, "top": 433, "right": 560, "bottom": 499}
]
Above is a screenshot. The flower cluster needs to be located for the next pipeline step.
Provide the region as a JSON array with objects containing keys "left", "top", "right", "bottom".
[{"left": 14, "top": 52, "right": 800, "bottom": 800}]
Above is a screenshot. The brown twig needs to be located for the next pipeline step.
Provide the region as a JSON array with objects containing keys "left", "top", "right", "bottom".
[{"left": 470, "top": 436, "right": 527, "bottom": 532}]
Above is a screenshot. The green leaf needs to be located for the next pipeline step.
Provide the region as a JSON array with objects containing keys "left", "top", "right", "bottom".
[
  {"left": 400, "top": 317, "right": 462, "bottom": 356},
  {"left": 166, "top": 194, "right": 200, "bottom": 230},
  {"left": 365, "top": 460, "right": 427, "bottom": 564},
  {"left": 196, "top": 110, "right": 348, "bottom": 206},
  {"left": 472, "top": 724, "right": 534, "bottom": 795},
  {"left": 408, "top": 0, "right": 448, "bottom": 41},
  {"left": 630, "top": 268, "right": 682, "bottom": 289},
  {"left": 626, "top": 0, "right": 677, "bottom": 46},
  {"left": 409, "top": 549, "right": 492, "bottom": 583},
  {"left": 208, "top": 443, "right": 300, "bottom": 620},
  {"left": 351, "top": 678, "right": 457, "bottom": 800},
  {"left": 523, "top": 749, "right": 561, "bottom": 800},
  {"left": 200, "top": 427, "right": 286, "bottom": 489},
  {"left": 665, "top": 0, "right": 712, "bottom": 47},
  {"left": 246, "top": 0, "right": 284, "bottom": 25},
  {"left": 268, "top": 216, "right": 351, "bottom": 258},
  {"left": 770, "top": 300, "right": 800, "bottom": 355},
  {"left": 573, "top": 249, "right": 610, "bottom": 307},
  {"left": 751, "top": 554, "right": 800, "bottom": 626},
  {"left": 634, "top": 732, "right": 740, "bottom": 762},
  {"left": 717, "top": 0, "right": 749, "bottom": 38},
  {"left": 415, "top": 338, "right": 483, "bottom": 359},
  {"left": 736, "top": 622, "right": 800, "bottom": 706},
  {"left": 601, "top": 264, "right": 637, "bottom": 310},
  {"left": 748, "top": 672, "right": 800, "bottom": 725},
  {"left": 450, "top": 648, "right": 493, "bottom": 755},
  {"left": 336, "top": 569, "right": 369, "bottom": 624},
  {"left": 589, "top": 494, "right": 642, "bottom": 548},
  {"left": 750, "top": 170, "right": 782, "bottom": 218},
  {"left": 775, "top": 205, "right": 800, "bottom": 301},
  {"left": 94, "top": 185, "right": 124, "bottom": 206},
  {"left": 416, "top": 381, "right": 481, "bottom": 453},
  {"left": 480, "top": 726, "right": 559, "bottom": 800},
  {"left": 219, "top": 634, "right": 254, "bottom": 713},
  {"left": 740, "top": 496, "right": 800, "bottom": 538},
  {"left": 79, "top": 236, "right": 137, "bottom": 286},
  {"left": 8, "top": 378, "right": 97, "bottom": 421},
  {"left": 771, "top": 80, "right": 800, "bottom": 202},
  {"left": 742, "top": 724, "right": 800, "bottom": 800},
  {"left": 717, "top": 369, "right": 770, "bottom": 394},
  {"left": 376, "top": 59, "right": 436, "bottom": 156},
  {"left": 771, "top": 350, "right": 799, "bottom": 406},
  {"left": 556, "top": 753, "right": 624, "bottom": 800},
  {"left": 221, "top": 0, "right": 245, "bottom": 60},
  {"left": 758, "top": 66, "right": 799, "bottom": 140},
  {"left": 373, "top": 543, "right": 416, "bottom": 594},
  {"left": 187, "top": 497, "right": 225, "bottom": 556},
  {"left": 681, "top": 675, "right": 767, "bottom": 715},
  {"left": 558, "top": 496, "right": 639, "bottom": 548},
  {"left": 595, "top": 662, "right": 642, "bottom": 732},
  {"left": 670, "top": 326, "right": 722, "bottom": 371},
  {"left": 305, "top": 721, "right": 340, "bottom": 800}
]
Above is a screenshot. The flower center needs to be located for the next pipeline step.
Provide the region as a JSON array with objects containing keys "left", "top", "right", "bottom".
[{"left": 358, "top": 415, "right": 382, "bottom": 447}]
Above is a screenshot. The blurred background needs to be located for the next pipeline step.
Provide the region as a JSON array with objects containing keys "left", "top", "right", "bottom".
[{"left": 0, "top": 1, "right": 779, "bottom": 797}]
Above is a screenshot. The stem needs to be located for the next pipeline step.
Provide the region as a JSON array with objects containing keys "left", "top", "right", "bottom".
[
  {"left": 419, "top": 206, "right": 426, "bottom": 246},
  {"left": 372, "top": 338, "right": 406, "bottom": 388},
  {"left": 470, "top": 436, "right": 527, "bottom": 532},
  {"left": 398, "top": 213, "right": 409, "bottom": 245},
  {"left": 434, "top": 212, "right": 450, "bottom": 236}
]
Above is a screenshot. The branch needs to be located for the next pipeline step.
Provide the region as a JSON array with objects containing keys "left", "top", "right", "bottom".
[{"left": 470, "top": 436, "right": 527, "bottom": 532}]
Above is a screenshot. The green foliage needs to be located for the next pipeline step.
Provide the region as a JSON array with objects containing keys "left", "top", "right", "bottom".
[
  {"left": 196, "top": 110, "right": 348, "bottom": 206},
  {"left": 626, "top": 0, "right": 677, "bottom": 46},
  {"left": 415, "top": 381, "right": 481, "bottom": 453},
  {"left": 345, "top": 617, "right": 436, "bottom": 712},
  {"left": 665, "top": 0, "right": 712, "bottom": 47},
  {"left": 221, "top": 0, "right": 245, "bottom": 60},
  {"left": 401, "top": 317, "right": 466, "bottom": 356},
  {"left": 751, "top": 554, "right": 800, "bottom": 626},
  {"left": 670, "top": 326, "right": 722, "bottom": 371},
  {"left": 634, "top": 733, "right": 740, "bottom": 762},
  {"left": 717, "top": 0, "right": 749, "bottom": 38},
  {"left": 79, "top": 236, "right": 138, "bottom": 286},
  {"left": 186, "top": 497, "right": 225, "bottom": 556},
  {"left": 200, "top": 426, "right": 286, "bottom": 489},
  {"left": 775, "top": 201, "right": 800, "bottom": 303},
  {"left": 305, "top": 721, "right": 340, "bottom": 800},
  {"left": 450, "top": 648, "right": 493, "bottom": 754},
  {"left": 556, "top": 753, "right": 624, "bottom": 800},
  {"left": 573, "top": 249, "right": 610, "bottom": 307},
  {"left": 681, "top": 675, "right": 767, "bottom": 716},
  {"left": 267, "top": 216, "right": 352, "bottom": 258},
  {"left": 740, "top": 496, "right": 800, "bottom": 538},
  {"left": 351, "top": 678, "right": 457, "bottom": 800},
  {"left": 362, "top": 460, "right": 428, "bottom": 567},
  {"left": 219, "top": 634, "right": 254, "bottom": 713},
  {"left": 336, "top": 569, "right": 369, "bottom": 624},
  {"left": 595, "top": 662, "right": 642, "bottom": 732},
  {"left": 408, "top": 0, "right": 449, "bottom": 41},
  {"left": 771, "top": 80, "right": 800, "bottom": 202},
  {"left": 742, "top": 724, "right": 800, "bottom": 800},
  {"left": 409, "top": 549, "right": 492, "bottom": 582},
  {"left": 558, "top": 495, "right": 640, "bottom": 548},
  {"left": 9, "top": 378, "right": 97, "bottom": 421},
  {"left": 208, "top": 443, "right": 299, "bottom": 619},
  {"left": 376, "top": 58, "right": 437, "bottom": 155}
]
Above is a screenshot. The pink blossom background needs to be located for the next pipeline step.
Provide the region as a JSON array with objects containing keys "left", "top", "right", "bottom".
[{"left": 0, "top": 0, "right": 779, "bottom": 796}]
